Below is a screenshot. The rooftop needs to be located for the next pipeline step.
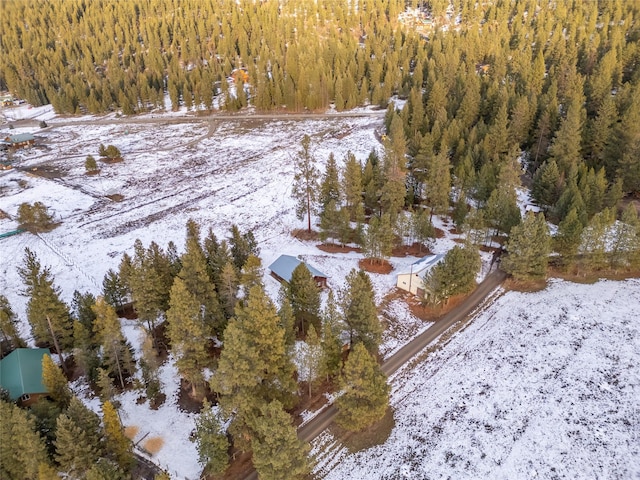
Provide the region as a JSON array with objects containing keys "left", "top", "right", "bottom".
[
  {"left": 400, "top": 253, "right": 446, "bottom": 275},
  {"left": 268, "top": 254, "right": 328, "bottom": 283},
  {"left": 6, "top": 133, "right": 35, "bottom": 143},
  {"left": 0, "top": 348, "right": 50, "bottom": 400}
]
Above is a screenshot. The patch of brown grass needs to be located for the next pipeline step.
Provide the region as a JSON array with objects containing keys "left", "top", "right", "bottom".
[
  {"left": 358, "top": 258, "right": 393, "bottom": 274},
  {"left": 317, "top": 243, "right": 361, "bottom": 254},
  {"left": 106, "top": 193, "right": 124, "bottom": 202},
  {"left": 391, "top": 242, "right": 431, "bottom": 257},
  {"left": 124, "top": 425, "right": 139, "bottom": 440},
  {"left": 503, "top": 277, "right": 548, "bottom": 292},
  {"left": 291, "top": 228, "right": 319, "bottom": 241},
  {"left": 143, "top": 436, "right": 165, "bottom": 455}
]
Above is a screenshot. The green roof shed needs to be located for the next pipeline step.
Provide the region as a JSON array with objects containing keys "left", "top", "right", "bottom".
[{"left": 0, "top": 348, "right": 50, "bottom": 400}]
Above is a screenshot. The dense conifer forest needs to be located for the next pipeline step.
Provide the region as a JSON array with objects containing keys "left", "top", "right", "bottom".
[{"left": 2, "top": 0, "right": 640, "bottom": 478}]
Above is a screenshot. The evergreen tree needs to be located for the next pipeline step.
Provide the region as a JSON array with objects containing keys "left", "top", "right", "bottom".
[
  {"left": 300, "top": 325, "right": 322, "bottom": 396},
  {"left": 502, "top": 211, "right": 551, "bottom": 281},
  {"left": 18, "top": 248, "right": 73, "bottom": 350},
  {"left": 320, "top": 153, "right": 341, "bottom": 209},
  {"left": 102, "top": 269, "right": 127, "bottom": 311},
  {"left": 210, "top": 285, "right": 296, "bottom": 445},
  {"left": 42, "top": 354, "right": 71, "bottom": 408},
  {"left": 532, "top": 160, "right": 562, "bottom": 209},
  {"left": 178, "top": 220, "right": 224, "bottom": 335},
  {"left": 579, "top": 209, "right": 615, "bottom": 271},
  {"left": 548, "top": 95, "right": 585, "bottom": 177},
  {"left": 288, "top": 263, "right": 321, "bottom": 335},
  {"left": 554, "top": 181, "right": 588, "bottom": 225},
  {"left": 92, "top": 297, "right": 136, "bottom": 391},
  {"left": 96, "top": 368, "right": 115, "bottom": 404},
  {"left": 218, "top": 261, "right": 239, "bottom": 320},
  {"left": 193, "top": 400, "right": 229, "bottom": 477},
  {"left": 424, "top": 245, "right": 480, "bottom": 305},
  {"left": 277, "top": 291, "right": 296, "bottom": 350},
  {"left": 128, "top": 240, "right": 173, "bottom": 337},
  {"left": 321, "top": 290, "right": 344, "bottom": 381},
  {"left": 342, "top": 152, "right": 363, "bottom": 221},
  {"left": 72, "top": 291, "right": 97, "bottom": 329},
  {"left": 29, "top": 398, "right": 60, "bottom": 457},
  {"left": 239, "top": 254, "right": 264, "bottom": 294},
  {"left": 73, "top": 319, "right": 100, "bottom": 381},
  {"left": 250, "top": 400, "right": 310, "bottom": 480},
  {"left": 101, "top": 401, "right": 133, "bottom": 472},
  {"left": 166, "top": 277, "right": 211, "bottom": 397},
  {"left": 292, "top": 135, "right": 320, "bottom": 232},
  {"left": 54, "top": 401, "right": 103, "bottom": 477},
  {"left": 0, "top": 295, "right": 26, "bottom": 354},
  {"left": 319, "top": 199, "right": 346, "bottom": 243},
  {"left": 85, "top": 460, "right": 129, "bottom": 480},
  {"left": 0, "top": 400, "right": 50, "bottom": 479},
  {"left": 425, "top": 150, "right": 452, "bottom": 217},
  {"left": 610, "top": 204, "right": 640, "bottom": 270},
  {"left": 335, "top": 343, "right": 389, "bottom": 432},
  {"left": 139, "top": 333, "right": 162, "bottom": 405},
  {"left": 554, "top": 208, "right": 584, "bottom": 268},
  {"left": 228, "top": 225, "right": 259, "bottom": 272},
  {"left": 485, "top": 188, "right": 522, "bottom": 236},
  {"left": 361, "top": 213, "right": 395, "bottom": 263},
  {"left": 340, "top": 269, "right": 381, "bottom": 354}
]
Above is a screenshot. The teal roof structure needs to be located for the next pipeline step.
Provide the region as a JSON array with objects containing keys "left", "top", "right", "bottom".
[
  {"left": 0, "top": 348, "right": 50, "bottom": 400},
  {"left": 6, "top": 133, "right": 35, "bottom": 144},
  {"left": 268, "top": 255, "right": 328, "bottom": 283}
]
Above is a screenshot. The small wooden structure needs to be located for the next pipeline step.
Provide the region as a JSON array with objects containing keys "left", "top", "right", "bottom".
[
  {"left": 396, "top": 253, "right": 445, "bottom": 298},
  {"left": 0, "top": 348, "right": 50, "bottom": 406},
  {"left": 268, "top": 254, "right": 329, "bottom": 288},
  {"left": 5, "top": 133, "right": 35, "bottom": 149}
]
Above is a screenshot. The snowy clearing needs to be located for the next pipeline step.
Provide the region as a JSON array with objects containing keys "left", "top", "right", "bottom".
[{"left": 313, "top": 279, "right": 640, "bottom": 480}]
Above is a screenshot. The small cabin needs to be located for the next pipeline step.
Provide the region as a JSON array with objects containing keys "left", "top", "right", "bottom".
[
  {"left": 0, "top": 348, "right": 50, "bottom": 406},
  {"left": 396, "top": 253, "right": 445, "bottom": 298},
  {"left": 5, "top": 133, "right": 35, "bottom": 149},
  {"left": 268, "top": 254, "right": 329, "bottom": 288}
]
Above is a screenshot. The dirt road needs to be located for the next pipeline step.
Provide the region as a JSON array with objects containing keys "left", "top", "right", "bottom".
[{"left": 242, "top": 268, "right": 508, "bottom": 480}]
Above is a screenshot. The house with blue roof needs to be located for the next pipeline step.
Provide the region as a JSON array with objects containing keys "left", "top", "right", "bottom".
[
  {"left": 396, "top": 253, "right": 445, "bottom": 298},
  {"left": 0, "top": 348, "right": 50, "bottom": 406},
  {"left": 5, "top": 133, "right": 35, "bottom": 149},
  {"left": 268, "top": 254, "right": 329, "bottom": 288}
]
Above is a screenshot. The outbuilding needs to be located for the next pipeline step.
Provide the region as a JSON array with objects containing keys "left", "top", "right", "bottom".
[
  {"left": 396, "top": 253, "right": 445, "bottom": 298},
  {"left": 0, "top": 348, "right": 50, "bottom": 406},
  {"left": 268, "top": 254, "right": 329, "bottom": 288},
  {"left": 5, "top": 133, "right": 35, "bottom": 149}
]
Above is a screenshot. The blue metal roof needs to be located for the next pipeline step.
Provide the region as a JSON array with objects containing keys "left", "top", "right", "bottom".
[
  {"left": 0, "top": 348, "right": 50, "bottom": 400},
  {"left": 268, "top": 255, "right": 328, "bottom": 283},
  {"left": 6, "top": 133, "right": 35, "bottom": 144}
]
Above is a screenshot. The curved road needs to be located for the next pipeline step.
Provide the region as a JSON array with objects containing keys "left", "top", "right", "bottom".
[{"left": 243, "top": 268, "right": 508, "bottom": 480}]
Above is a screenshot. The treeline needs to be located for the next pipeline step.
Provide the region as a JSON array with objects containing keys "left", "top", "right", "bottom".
[
  {"left": 1, "top": 220, "right": 390, "bottom": 479},
  {"left": 0, "top": 0, "right": 417, "bottom": 113}
]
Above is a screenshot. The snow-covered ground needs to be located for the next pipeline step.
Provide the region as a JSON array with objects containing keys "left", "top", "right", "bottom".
[
  {"left": 313, "top": 278, "right": 640, "bottom": 480},
  {"left": 3, "top": 104, "right": 636, "bottom": 479},
  {"left": 1, "top": 102, "right": 457, "bottom": 479}
]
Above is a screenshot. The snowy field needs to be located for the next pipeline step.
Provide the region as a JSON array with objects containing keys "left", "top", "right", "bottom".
[
  {"left": 1, "top": 103, "right": 467, "bottom": 479},
  {"left": 313, "top": 279, "right": 640, "bottom": 480},
  {"left": 2, "top": 104, "right": 637, "bottom": 479}
]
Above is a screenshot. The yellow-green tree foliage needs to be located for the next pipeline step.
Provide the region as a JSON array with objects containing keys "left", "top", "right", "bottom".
[
  {"left": 101, "top": 401, "right": 133, "bottom": 471},
  {"left": 335, "top": 343, "right": 389, "bottom": 432},
  {"left": 0, "top": 400, "right": 50, "bottom": 479}
]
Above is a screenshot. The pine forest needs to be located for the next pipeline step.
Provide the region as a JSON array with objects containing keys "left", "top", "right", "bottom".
[{"left": 1, "top": 0, "right": 640, "bottom": 479}]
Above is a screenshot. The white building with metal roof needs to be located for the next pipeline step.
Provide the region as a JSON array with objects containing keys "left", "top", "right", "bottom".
[{"left": 396, "top": 253, "right": 445, "bottom": 297}]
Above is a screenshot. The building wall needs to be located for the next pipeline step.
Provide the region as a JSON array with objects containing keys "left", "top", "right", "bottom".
[{"left": 396, "top": 273, "right": 425, "bottom": 296}]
